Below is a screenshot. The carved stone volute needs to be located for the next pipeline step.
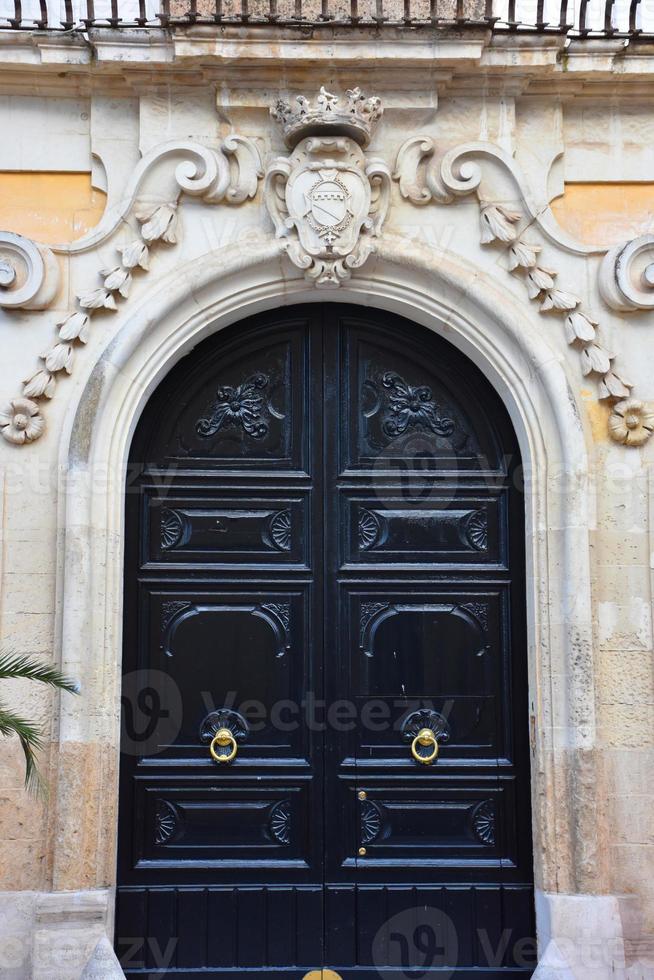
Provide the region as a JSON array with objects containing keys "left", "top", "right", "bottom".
[
  {"left": 0, "top": 231, "right": 59, "bottom": 310},
  {"left": 600, "top": 234, "right": 654, "bottom": 311}
]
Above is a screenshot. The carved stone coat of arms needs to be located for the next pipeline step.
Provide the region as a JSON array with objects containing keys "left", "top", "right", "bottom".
[{"left": 264, "top": 88, "right": 391, "bottom": 287}]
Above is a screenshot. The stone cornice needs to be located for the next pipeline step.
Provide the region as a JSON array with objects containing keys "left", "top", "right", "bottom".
[{"left": 2, "top": 27, "right": 654, "bottom": 91}]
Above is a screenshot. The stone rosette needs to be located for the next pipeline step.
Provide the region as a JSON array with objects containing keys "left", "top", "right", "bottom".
[{"left": 608, "top": 397, "right": 654, "bottom": 447}]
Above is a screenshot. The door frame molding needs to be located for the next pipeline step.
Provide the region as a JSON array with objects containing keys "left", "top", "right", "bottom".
[{"left": 51, "top": 235, "right": 606, "bottom": 958}]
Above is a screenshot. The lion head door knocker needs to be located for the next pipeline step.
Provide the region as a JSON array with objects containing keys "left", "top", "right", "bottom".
[
  {"left": 199, "top": 708, "right": 249, "bottom": 765},
  {"left": 401, "top": 708, "right": 451, "bottom": 766}
]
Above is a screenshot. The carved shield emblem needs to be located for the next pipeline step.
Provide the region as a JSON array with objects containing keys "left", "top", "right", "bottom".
[
  {"left": 287, "top": 164, "right": 370, "bottom": 257},
  {"left": 305, "top": 173, "right": 352, "bottom": 243},
  {"left": 264, "top": 130, "right": 391, "bottom": 286}
]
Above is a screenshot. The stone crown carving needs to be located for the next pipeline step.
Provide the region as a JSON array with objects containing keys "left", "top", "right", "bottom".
[{"left": 271, "top": 86, "right": 383, "bottom": 149}]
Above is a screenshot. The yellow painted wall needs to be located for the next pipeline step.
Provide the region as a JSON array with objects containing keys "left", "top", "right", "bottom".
[
  {"left": 551, "top": 182, "right": 654, "bottom": 245},
  {"left": 0, "top": 174, "right": 650, "bottom": 250},
  {"left": 0, "top": 172, "right": 106, "bottom": 244}
]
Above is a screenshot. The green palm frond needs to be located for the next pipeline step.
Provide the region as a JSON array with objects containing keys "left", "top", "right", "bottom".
[
  {"left": 0, "top": 701, "right": 45, "bottom": 794},
  {"left": 0, "top": 650, "right": 79, "bottom": 793},
  {"left": 0, "top": 652, "right": 79, "bottom": 694}
]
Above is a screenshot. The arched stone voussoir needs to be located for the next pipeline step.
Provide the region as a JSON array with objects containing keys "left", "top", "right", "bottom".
[{"left": 52, "top": 236, "right": 604, "bottom": 958}]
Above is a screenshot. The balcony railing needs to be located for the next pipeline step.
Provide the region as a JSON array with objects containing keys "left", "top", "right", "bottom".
[{"left": 1, "top": 0, "right": 653, "bottom": 36}]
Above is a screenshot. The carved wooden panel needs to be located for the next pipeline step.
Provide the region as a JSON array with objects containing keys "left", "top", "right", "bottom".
[
  {"left": 354, "top": 591, "right": 497, "bottom": 687},
  {"left": 190, "top": 352, "right": 291, "bottom": 460},
  {"left": 338, "top": 321, "right": 507, "bottom": 473},
  {"left": 138, "top": 323, "right": 312, "bottom": 471},
  {"left": 350, "top": 785, "right": 510, "bottom": 864},
  {"left": 138, "top": 785, "right": 305, "bottom": 865},
  {"left": 146, "top": 588, "right": 309, "bottom": 759},
  {"left": 344, "top": 494, "right": 505, "bottom": 566},
  {"left": 145, "top": 493, "right": 308, "bottom": 566},
  {"left": 344, "top": 589, "right": 509, "bottom": 763}
]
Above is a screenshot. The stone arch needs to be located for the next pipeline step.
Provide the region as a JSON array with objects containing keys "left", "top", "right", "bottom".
[{"left": 51, "top": 236, "right": 600, "bottom": 949}]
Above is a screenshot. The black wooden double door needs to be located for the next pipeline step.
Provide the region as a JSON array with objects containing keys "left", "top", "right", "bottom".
[{"left": 116, "top": 305, "right": 535, "bottom": 977}]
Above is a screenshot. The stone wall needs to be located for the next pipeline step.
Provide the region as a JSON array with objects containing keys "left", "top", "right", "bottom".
[{"left": 0, "top": 24, "right": 653, "bottom": 979}]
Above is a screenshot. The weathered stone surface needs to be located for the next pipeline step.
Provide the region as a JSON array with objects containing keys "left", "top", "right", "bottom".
[
  {"left": 168, "top": 0, "right": 487, "bottom": 19},
  {"left": 0, "top": 25, "right": 654, "bottom": 979},
  {"left": 80, "top": 937, "right": 124, "bottom": 979}
]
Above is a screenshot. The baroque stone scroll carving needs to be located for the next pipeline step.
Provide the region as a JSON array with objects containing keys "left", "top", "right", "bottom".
[
  {"left": 0, "top": 231, "right": 59, "bottom": 311},
  {"left": 600, "top": 234, "right": 654, "bottom": 312},
  {"left": 394, "top": 138, "right": 654, "bottom": 448},
  {"left": 265, "top": 87, "right": 391, "bottom": 288},
  {"left": 0, "top": 138, "right": 263, "bottom": 446}
]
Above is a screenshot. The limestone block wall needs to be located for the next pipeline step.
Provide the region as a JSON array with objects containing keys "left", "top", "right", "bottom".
[{"left": 0, "top": 24, "right": 652, "bottom": 977}]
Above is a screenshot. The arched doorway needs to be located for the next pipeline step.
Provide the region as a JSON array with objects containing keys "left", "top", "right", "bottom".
[{"left": 115, "top": 303, "right": 534, "bottom": 976}]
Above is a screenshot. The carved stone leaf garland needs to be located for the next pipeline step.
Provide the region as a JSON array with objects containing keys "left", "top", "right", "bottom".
[
  {"left": 0, "top": 137, "right": 263, "bottom": 446},
  {"left": 9, "top": 200, "right": 181, "bottom": 445},
  {"left": 394, "top": 137, "right": 653, "bottom": 448}
]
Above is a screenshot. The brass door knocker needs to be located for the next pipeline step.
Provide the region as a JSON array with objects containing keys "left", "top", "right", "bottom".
[
  {"left": 410, "top": 727, "right": 439, "bottom": 765},
  {"left": 199, "top": 708, "right": 248, "bottom": 766},
  {"left": 401, "top": 708, "right": 450, "bottom": 766},
  {"left": 209, "top": 727, "right": 238, "bottom": 763}
]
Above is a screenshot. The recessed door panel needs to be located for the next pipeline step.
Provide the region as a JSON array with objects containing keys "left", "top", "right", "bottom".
[
  {"left": 357, "top": 596, "right": 495, "bottom": 686},
  {"left": 117, "top": 306, "right": 534, "bottom": 977},
  {"left": 350, "top": 783, "right": 517, "bottom": 866},
  {"left": 142, "top": 326, "right": 311, "bottom": 471},
  {"left": 145, "top": 491, "right": 309, "bottom": 567},
  {"left": 344, "top": 493, "right": 506, "bottom": 567},
  {"left": 340, "top": 325, "right": 505, "bottom": 473},
  {"left": 135, "top": 783, "right": 309, "bottom": 865},
  {"left": 147, "top": 588, "right": 310, "bottom": 760}
]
